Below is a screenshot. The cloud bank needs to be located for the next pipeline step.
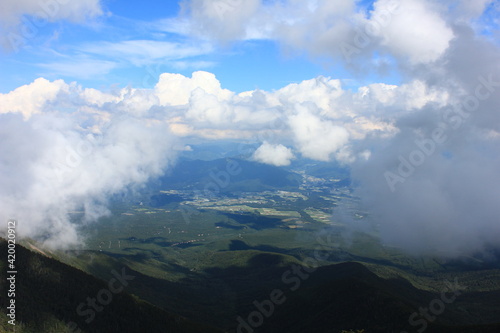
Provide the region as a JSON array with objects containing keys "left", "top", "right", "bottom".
[
  {"left": 0, "top": 70, "right": 402, "bottom": 248},
  {"left": 0, "top": 81, "right": 178, "bottom": 247},
  {"left": 1, "top": 0, "right": 499, "bottom": 257},
  {"left": 174, "top": 0, "right": 488, "bottom": 67},
  {"left": 2, "top": 56, "right": 498, "bottom": 255}
]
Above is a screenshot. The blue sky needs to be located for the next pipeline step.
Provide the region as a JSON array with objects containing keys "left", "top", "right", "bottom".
[{"left": 0, "top": 0, "right": 408, "bottom": 93}]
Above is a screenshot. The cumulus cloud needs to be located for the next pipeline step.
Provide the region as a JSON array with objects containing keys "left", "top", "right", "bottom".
[
  {"left": 253, "top": 141, "right": 294, "bottom": 166},
  {"left": 0, "top": 78, "right": 69, "bottom": 119},
  {"left": 155, "top": 71, "right": 233, "bottom": 106},
  {"left": 288, "top": 106, "right": 351, "bottom": 161},
  {"left": 275, "top": 76, "right": 344, "bottom": 116},
  {"left": 372, "top": 0, "right": 455, "bottom": 64},
  {"left": 152, "top": 71, "right": 397, "bottom": 146}
]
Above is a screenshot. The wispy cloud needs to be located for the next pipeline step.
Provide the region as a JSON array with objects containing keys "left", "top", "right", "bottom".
[
  {"left": 38, "top": 58, "right": 117, "bottom": 79},
  {"left": 0, "top": 0, "right": 105, "bottom": 52},
  {"left": 170, "top": 60, "right": 216, "bottom": 70},
  {"left": 34, "top": 37, "right": 215, "bottom": 82},
  {"left": 78, "top": 39, "right": 214, "bottom": 66}
]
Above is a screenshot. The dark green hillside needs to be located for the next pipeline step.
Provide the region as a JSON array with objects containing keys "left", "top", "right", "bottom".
[
  {"left": 0, "top": 238, "right": 221, "bottom": 333},
  {"left": 3, "top": 237, "right": 500, "bottom": 333},
  {"left": 258, "top": 262, "right": 500, "bottom": 333},
  {"left": 156, "top": 158, "right": 301, "bottom": 192},
  {"left": 63, "top": 245, "right": 500, "bottom": 333}
]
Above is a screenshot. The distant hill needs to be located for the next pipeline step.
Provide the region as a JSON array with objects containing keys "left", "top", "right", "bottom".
[
  {"left": 179, "top": 142, "right": 259, "bottom": 161},
  {"left": 0, "top": 238, "right": 221, "bottom": 333},
  {"left": 155, "top": 158, "right": 302, "bottom": 193},
  {"left": 286, "top": 159, "right": 350, "bottom": 178}
]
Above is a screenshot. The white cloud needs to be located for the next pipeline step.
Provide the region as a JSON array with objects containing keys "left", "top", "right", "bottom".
[
  {"left": 446, "top": 0, "right": 495, "bottom": 21},
  {"left": 0, "top": 105, "right": 177, "bottom": 248},
  {"left": 372, "top": 0, "right": 455, "bottom": 64},
  {"left": 155, "top": 71, "right": 233, "bottom": 106},
  {"left": 270, "top": 0, "right": 359, "bottom": 58},
  {"left": 172, "top": 0, "right": 470, "bottom": 67},
  {"left": 253, "top": 141, "right": 294, "bottom": 166},
  {"left": 0, "top": 78, "right": 69, "bottom": 119},
  {"left": 275, "top": 76, "right": 344, "bottom": 116},
  {"left": 81, "top": 87, "right": 121, "bottom": 106},
  {"left": 288, "top": 105, "right": 350, "bottom": 161},
  {"left": 180, "top": 0, "right": 261, "bottom": 41}
]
